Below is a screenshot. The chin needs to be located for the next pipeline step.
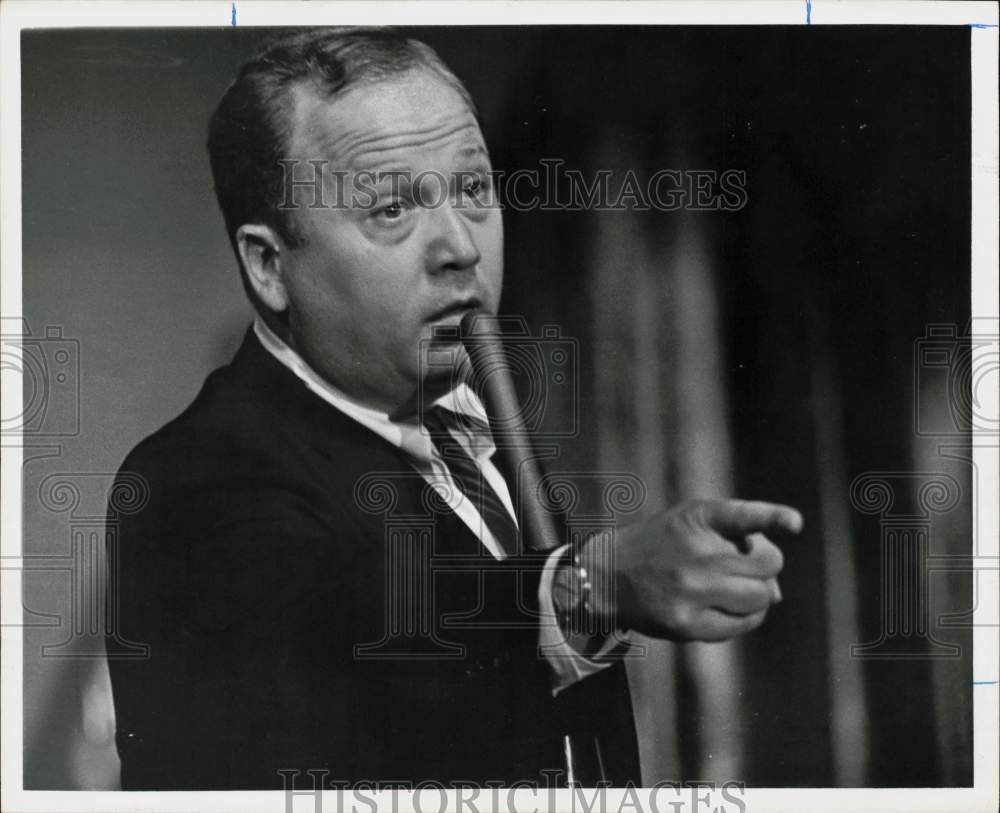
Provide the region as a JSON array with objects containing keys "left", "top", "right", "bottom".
[
  {"left": 417, "top": 337, "right": 470, "bottom": 382},
  {"left": 422, "top": 364, "right": 459, "bottom": 389}
]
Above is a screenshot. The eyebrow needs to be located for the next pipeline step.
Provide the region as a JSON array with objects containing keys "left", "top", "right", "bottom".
[{"left": 457, "top": 144, "right": 490, "bottom": 161}]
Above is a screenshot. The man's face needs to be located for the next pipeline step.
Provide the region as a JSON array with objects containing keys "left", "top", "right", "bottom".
[{"left": 276, "top": 70, "right": 503, "bottom": 414}]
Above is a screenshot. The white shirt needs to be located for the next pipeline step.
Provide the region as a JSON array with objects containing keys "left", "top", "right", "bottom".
[{"left": 253, "top": 319, "right": 613, "bottom": 692}]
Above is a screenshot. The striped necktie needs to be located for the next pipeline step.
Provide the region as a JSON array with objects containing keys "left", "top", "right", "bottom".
[{"left": 422, "top": 407, "right": 521, "bottom": 557}]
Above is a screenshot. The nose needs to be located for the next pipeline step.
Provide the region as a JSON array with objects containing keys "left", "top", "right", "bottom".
[{"left": 425, "top": 203, "right": 481, "bottom": 274}]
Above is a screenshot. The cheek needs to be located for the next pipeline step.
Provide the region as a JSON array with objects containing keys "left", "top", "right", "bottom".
[
  {"left": 480, "top": 217, "right": 505, "bottom": 303},
  {"left": 345, "top": 256, "right": 429, "bottom": 344},
  {"left": 291, "top": 231, "right": 378, "bottom": 310}
]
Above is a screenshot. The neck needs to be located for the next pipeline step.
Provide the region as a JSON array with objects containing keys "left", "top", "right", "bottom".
[
  {"left": 389, "top": 375, "right": 457, "bottom": 422},
  {"left": 258, "top": 314, "right": 465, "bottom": 419}
]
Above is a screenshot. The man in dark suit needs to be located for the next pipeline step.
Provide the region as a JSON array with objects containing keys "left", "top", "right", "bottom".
[{"left": 107, "top": 28, "right": 802, "bottom": 790}]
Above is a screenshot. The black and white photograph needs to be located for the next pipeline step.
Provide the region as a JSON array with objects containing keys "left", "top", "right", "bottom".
[{"left": 1, "top": 2, "right": 997, "bottom": 812}]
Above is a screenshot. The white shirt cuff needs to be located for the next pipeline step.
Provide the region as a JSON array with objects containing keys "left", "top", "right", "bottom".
[{"left": 537, "top": 544, "right": 628, "bottom": 695}]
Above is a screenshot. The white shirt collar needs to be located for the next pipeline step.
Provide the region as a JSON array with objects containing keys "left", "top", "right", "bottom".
[{"left": 252, "top": 318, "right": 495, "bottom": 463}]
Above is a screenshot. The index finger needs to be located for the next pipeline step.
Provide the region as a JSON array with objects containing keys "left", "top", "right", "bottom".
[{"left": 701, "top": 499, "right": 804, "bottom": 538}]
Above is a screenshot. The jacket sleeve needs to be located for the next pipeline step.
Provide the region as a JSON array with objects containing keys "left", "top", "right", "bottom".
[
  {"left": 106, "top": 430, "right": 635, "bottom": 788},
  {"left": 107, "top": 437, "right": 380, "bottom": 789}
]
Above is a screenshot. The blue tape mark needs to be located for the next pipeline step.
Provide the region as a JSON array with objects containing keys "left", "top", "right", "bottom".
[
  {"left": 231, "top": 2, "right": 237, "bottom": 27},
  {"left": 969, "top": 23, "right": 998, "bottom": 28},
  {"left": 973, "top": 680, "right": 998, "bottom": 685},
  {"left": 806, "top": 0, "right": 812, "bottom": 25}
]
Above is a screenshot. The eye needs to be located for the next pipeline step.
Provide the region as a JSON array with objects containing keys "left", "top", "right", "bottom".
[
  {"left": 460, "top": 174, "right": 493, "bottom": 207},
  {"left": 373, "top": 200, "right": 409, "bottom": 223}
]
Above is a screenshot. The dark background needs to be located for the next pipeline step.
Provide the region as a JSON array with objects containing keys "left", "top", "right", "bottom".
[{"left": 21, "top": 26, "right": 973, "bottom": 788}]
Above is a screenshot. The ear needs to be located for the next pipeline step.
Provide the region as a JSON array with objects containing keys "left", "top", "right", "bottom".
[{"left": 235, "top": 223, "right": 290, "bottom": 313}]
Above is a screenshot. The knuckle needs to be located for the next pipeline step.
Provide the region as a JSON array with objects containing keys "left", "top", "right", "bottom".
[
  {"left": 773, "top": 545, "right": 785, "bottom": 573},
  {"left": 669, "top": 602, "right": 694, "bottom": 631},
  {"left": 755, "top": 537, "right": 784, "bottom": 576},
  {"left": 662, "top": 507, "right": 683, "bottom": 535},
  {"left": 763, "top": 544, "right": 784, "bottom": 577},
  {"left": 741, "top": 586, "right": 769, "bottom": 614},
  {"left": 675, "top": 568, "right": 699, "bottom": 595},
  {"left": 685, "top": 499, "right": 710, "bottom": 527}
]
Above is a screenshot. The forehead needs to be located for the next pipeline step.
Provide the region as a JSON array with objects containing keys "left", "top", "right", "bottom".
[{"left": 287, "top": 70, "right": 487, "bottom": 170}]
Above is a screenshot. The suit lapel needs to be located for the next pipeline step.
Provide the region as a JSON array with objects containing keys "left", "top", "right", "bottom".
[{"left": 224, "top": 326, "right": 486, "bottom": 556}]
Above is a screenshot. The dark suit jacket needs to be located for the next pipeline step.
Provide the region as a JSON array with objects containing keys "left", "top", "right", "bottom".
[{"left": 107, "top": 327, "right": 638, "bottom": 789}]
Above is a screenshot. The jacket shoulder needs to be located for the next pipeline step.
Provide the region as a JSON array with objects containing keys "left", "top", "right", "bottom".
[
  {"left": 117, "top": 367, "right": 269, "bottom": 499},
  {"left": 111, "top": 329, "right": 398, "bottom": 540}
]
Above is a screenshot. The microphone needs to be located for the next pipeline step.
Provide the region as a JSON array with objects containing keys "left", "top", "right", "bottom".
[
  {"left": 460, "top": 311, "right": 560, "bottom": 552},
  {"left": 460, "top": 311, "right": 612, "bottom": 787}
]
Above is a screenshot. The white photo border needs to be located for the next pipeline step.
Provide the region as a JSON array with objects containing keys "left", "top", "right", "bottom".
[{"left": 2, "top": 2, "right": 997, "bottom": 812}]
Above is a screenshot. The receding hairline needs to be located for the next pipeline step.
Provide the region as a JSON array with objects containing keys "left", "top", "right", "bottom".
[
  {"left": 281, "top": 66, "right": 484, "bottom": 168},
  {"left": 206, "top": 27, "right": 482, "bottom": 275}
]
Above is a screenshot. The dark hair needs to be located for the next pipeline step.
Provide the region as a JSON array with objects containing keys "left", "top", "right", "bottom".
[{"left": 207, "top": 27, "right": 476, "bottom": 308}]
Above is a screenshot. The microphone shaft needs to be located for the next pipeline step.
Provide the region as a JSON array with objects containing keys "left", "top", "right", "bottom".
[{"left": 460, "top": 312, "right": 561, "bottom": 552}]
